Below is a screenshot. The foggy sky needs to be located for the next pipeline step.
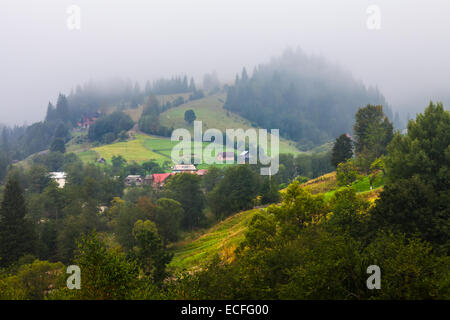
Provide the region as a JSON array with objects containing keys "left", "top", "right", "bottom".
[{"left": 1, "top": 0, "right": 449, "bottom": 125}]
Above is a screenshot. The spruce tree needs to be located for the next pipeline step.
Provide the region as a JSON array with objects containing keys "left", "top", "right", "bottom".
[
  {"left": 55, "top": 94, "right": 69, "bottom": 122},
  {"left": 50, "top": 138, "right": 66, "bottom": 153},
  {"left": 189, "top": 77, "right": 196, "bottom": 92},
  {"left": 331, "top": 134, "right": 353, "bottom": 167},
  {"left": 0, "top": 176, "right": 36, "bottom": 267},
  {"left": 45, "top": 102, "right": 56, "bottom": 122},
  {"left": 241, "top": 67, "right": 248, "bottom": 82}
]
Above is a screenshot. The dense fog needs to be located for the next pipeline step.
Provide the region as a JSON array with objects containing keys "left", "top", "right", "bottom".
[{"left": 1, "top": 0, "right": 449, "bottom": 125}]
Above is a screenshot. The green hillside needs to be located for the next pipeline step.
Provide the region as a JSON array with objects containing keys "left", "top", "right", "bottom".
[
  {"left": 20, "top": 93, "right": 322, "bottom": 169},
  {"left": 88, "top": 133, "right": 232, "bottom": 168},
  {"left": 170, "top": 171, "right": 385, "bottom": 273},
  {"left": 161, "top": 94, "right": 247, "bottom": 133},
  {"left": 168, "top": 208, "right": 261, "bottom": 272},
  {"left": 160, "top": 93, "right": 302, "bottom": 155},
  {"left": 64, "top": 93, "right": 305, "bottom": 166},
  {"left": 92, "top": 134, "right": 170, "bottom": 164}
]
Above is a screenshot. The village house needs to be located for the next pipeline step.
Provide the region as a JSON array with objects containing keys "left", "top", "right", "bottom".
[
  {"left": 172, "top": 164, "right": 198, "bottom": 173},
  {"left": 144, "top": 175, "right": 153, "bottom": 185},
  {"left": 125, "top": 165, "right": 208, "bottom": 189},
  {"left": 149, "top": 169, "right": 207, "bottom": 188},
  {"left": 150, "top": 173, "right": 176, "bottom": 188},
  {"left": 49, "top": 172, "right": 67, "bottom": 188},
  {"left": 77, "top": 112, "right": 101, "bottom": 130},
  {"left": 125, "top": 175, "right": 143, "bottom": 187}
]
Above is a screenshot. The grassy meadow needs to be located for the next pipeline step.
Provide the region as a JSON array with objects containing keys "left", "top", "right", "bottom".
[
  {"left": 160, "top": 94, "right": 302, "bottom": 155},
  {"left": 87, "top": 133, "right": 237, "bottom": 168},
  {"left": 168, "top": 208, "right": 261, "bottom": 272}
]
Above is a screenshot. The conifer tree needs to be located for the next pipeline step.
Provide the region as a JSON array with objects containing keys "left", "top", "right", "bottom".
[
  {"left": 241, "top": 67, "right": 248, "bottom": 82},
  {"left": 331, "top": 134, "right": 353, "bottom": 167},
  {"left": 45, "top": 102, "right": 56, "bottom": 122},
  {"left": 55, "top": 94, "right": 69, "bottom": 122},
  {"left": 0, "top": 176, "right": 36, "bottom": 267},
  {"left": 189, "top": 77, "right": 196, "bottom": 92}
]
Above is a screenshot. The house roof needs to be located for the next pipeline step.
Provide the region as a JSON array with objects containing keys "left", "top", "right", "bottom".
[
  {"left": 152, "top": 173, "right": 175, "bottom": 184},
  {"left": 172, "top": 164, "right": 197, "bottom": 171},
  {"left": 196, "top": 169, "right": 208, "bottom": 176},
  {"left": 126, "top": 175, "right": 142, "bottom": 180}
]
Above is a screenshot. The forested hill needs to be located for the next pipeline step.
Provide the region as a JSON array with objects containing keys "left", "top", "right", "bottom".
[{"left": 224, "top": 49, "right": 392, "bottom": 149}]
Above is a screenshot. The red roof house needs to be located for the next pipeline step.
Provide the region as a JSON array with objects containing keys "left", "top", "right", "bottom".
[{"left": 151, "top": 173, "right": 175, "bottom": 188}]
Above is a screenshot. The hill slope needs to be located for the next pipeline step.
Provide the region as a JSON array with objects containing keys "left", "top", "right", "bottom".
[
  {"left": 22, "top": 93, "right": 326, "bottom": 168},
  {"left": 88, "top": 133, "right": 238, "bottom": 168},
  {"left": 123, "top": 93, "right": 191, "bottom": 122},
  {"left": 168, "top": 208, "right": 261, "bottom": 272},
  {"left": 66, "top": 93, "right": 306, "bottom": 166},
  {"left": 159, "top": 93, "right": 302, "bottom": 155},
  {"left": 169, "top": 172, "right": 384, "bottom": 272}
]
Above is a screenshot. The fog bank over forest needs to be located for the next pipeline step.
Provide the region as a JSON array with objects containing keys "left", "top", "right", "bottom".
[{"left": 1, "top": 0, "right": 449, "bottom": 125}]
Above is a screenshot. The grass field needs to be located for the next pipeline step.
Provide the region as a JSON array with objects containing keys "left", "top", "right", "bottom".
[
  {"left": 322, "top": 173, "right": 385, "bottom": 201},
  {"left": 168, "top": 208, "right": 261, "bottom": 272},
  {"left": 77, "top": 150, "right": 99, "bottom": 163},
  {"left": 161, "top": 94, "right": 249, "bottom": 133},
  {"left": 92, "top": 134, "right": 169, "bottom": 164},
  {"left": 88, "top": 133, "right": 237, "bottom": 167},
  {"left": 295, "top": 171, "right": 384, "bottom": 202},
  {"left": 160, "top": 94, "right": 302, "bottom": 155},
  {"left": 352, "top": 173, "right": 384, "bottom": 193},
  {"left": 301, "top": 172, "right": 338, "bottom": 195}
]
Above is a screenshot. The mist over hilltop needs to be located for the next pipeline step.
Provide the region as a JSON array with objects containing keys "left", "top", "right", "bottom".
[{"left": 1, "top": 0, "right": 449, "bottom": 125}]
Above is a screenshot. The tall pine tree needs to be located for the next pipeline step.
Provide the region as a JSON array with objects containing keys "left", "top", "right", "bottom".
[{"left": 0, "top": 176, "right": 36, "bottom": 267}]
